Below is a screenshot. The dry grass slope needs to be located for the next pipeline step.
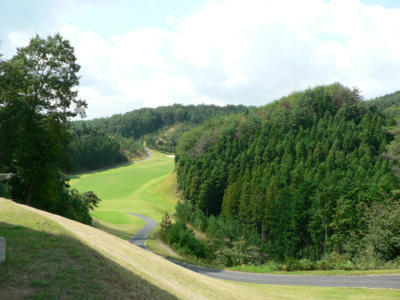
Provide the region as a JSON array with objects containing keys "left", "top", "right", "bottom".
[{"left": 1, "top": 198, "right": 400, "bottom": 299}]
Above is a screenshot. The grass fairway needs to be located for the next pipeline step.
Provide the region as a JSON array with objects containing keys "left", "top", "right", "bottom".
[
  {"left": 2, "top": 198, "right": 400, "bottom": 300},
  {"left": 69, "top": 150, "right": 176, "bottom": 239}
]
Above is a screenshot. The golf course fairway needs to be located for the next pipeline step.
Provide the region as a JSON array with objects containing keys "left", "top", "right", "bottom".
[{"left": 69, "top": 150, "right": 176, "bottom": 239}]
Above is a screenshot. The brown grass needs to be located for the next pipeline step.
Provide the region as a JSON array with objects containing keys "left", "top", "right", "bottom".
[{"left": 2, "top": 198, "right": 400, "bottom": 299}]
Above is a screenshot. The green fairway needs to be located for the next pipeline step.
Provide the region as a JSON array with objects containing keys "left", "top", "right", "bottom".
[{"left": 69, "top": 150, "right": 176, "bottom": 238}]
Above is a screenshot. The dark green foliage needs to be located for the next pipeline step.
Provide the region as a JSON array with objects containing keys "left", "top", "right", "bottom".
[
  {"left": 368, "top": 91, "right": 400, "bottom": 111},
  {"left": 80, "top": 190, "right": 102, "bottom": 211},
  {"left": 0, "top": 34, "right": 95, "bottom": 224},
  {"left": 56, "top": 188, "right": 93, "bottom": 225},
  {"left": 163, "top": 220, "right": 208, "bottom": 258},
  {"left": 168, "top": 201, "right": 265, "bottom": 266},
  {"left": 351, "top": 201, "right": 400, "bottom": 261},
  {"left": 159, "top": 212, "right": 172, "bottom": 239},
  {"left": 175, "top": 83, "right": 400, "bottom": 262},
  {"left": 0, "top": 182, "right": 10, "bottom": 198},
  {"left": 68, "top": 125, "right": 127, "bottom": 171},
  {"left": 77, "top": 104, "right": 249, "bottom": 153}
]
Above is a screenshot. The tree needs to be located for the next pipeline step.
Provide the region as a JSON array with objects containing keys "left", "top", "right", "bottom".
[{"left": 0, "top": 34, "right": 87, "bottom": 210}]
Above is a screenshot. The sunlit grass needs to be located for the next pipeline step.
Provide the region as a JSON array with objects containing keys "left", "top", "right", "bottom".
[
  {"left": 0, "top": 198, "right": 174, "bottom": 299},
  {"left": 70, "top": 150, "right": 176, "bottom": 238},
  {"left": 2, "top": 198, "right": 399, "bottom": 299}
]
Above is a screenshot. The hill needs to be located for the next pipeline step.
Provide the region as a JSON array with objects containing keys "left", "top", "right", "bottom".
[
  {"left": 2, "top": 198, "right": 399, "bottom": 299},
  {"left": 75, "top": 104, "right": 249, "bottom": 154},
  {"left": 173, "top": 83, "right": 400, "bottom": 267},
  {"left": 367, "top": 91, "right": 400, "bottom": 111}
]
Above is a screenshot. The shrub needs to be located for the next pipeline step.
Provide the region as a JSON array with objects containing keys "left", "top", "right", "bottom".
[
  {"left": 164, "top": 221, "right": 208, "bottom": 258},
  {"left": 159, "top": 212, "right": 172, "bottom": 239},
  {"left": 214, "top": 236, "right": 266, "bottom": 267},
  {"left": 0, "top": 181, "right": 10, "bottom": 198}
]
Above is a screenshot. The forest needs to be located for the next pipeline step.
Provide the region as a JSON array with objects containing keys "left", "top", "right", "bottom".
[
  {"left": 75, "top": 103, "right": 249, "bottom": 155},
  {"left": 67, "top": 125, "right": 128, "bottom": 172},
  {"left": 167, "top": 83, "right": 400, "bottom": 268}
]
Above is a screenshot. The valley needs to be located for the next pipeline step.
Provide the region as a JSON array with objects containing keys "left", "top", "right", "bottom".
[{"left": 69, "top": 150, "right": 176, "bottom": 239}]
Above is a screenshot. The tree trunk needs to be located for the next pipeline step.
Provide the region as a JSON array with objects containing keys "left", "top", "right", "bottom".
[{"left": 26, "top": 178, "right": 36, "bottom": 206}]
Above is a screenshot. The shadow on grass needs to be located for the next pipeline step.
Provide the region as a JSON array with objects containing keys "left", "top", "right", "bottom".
[
  {"left": 0, "top": 221, "right": 177, "bottom": 299},
  {"left": 67, "top": 160, "right": 134, "bottom": 180},
  {"left": 92, "top": 219, "right": 133, "bottom": 240}
]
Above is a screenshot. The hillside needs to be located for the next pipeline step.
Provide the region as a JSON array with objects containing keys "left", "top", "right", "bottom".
[
  {"left": 367, "top": 91, "right": 400, "bottom": 111},
  {"left": 75, "top": 104, "right": 249, "bottom": 155},
  {"left": 2, "top": 198, "right": 400, "bottom": 299},
  {"left": 173, "top": 83, "right": 400, "bottom": 267}
]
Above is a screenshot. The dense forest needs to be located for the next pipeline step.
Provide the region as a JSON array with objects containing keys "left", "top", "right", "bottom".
[
  {"left": 368, "top": 91, "right": 400, "bottom": 111},
  {"left": 167, "top": 83, "right": 400, "bottom": 268},
  {"left": 67, "top": 125, "right": 128, "bottom": 172},
  {"left": 75, "top": 104, "right": 249, "bottom": 155}
]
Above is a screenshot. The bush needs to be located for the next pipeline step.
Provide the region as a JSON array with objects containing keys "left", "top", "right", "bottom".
[
  {"left": 0, "top": 181, "right": 10, "bottom": 198},
  {"left": 175, "top": 201, "right": 193, "bottom": 223},
  {"left": 214, "top": 236, "right": 266, "bottom": 267},
  {"left": 56, "top": 188, "right": 93, "bottom": 225},
  {"left": 362, "top": 201, "right": 400, "bottom": 261},
  {"left": 164, "top": 221, "right": 208, "bottom": 258}
]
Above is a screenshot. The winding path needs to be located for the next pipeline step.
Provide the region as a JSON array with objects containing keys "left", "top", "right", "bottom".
[
  {"left": 127, "top": 213, "right": 400, "bottom": 289},
  {"left": 127, "top": 213, "right": 157, "bottom": 249},
  {"left": 127, "top": 149, "right": 400, "bottom": 289},
  {"left": 140, "top": 147, "right": 153, "bottom": 161}
]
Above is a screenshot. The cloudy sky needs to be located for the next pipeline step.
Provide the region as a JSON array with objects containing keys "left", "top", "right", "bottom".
[{"left": 1, "top": 0, "right": 399, "bottom": 119}]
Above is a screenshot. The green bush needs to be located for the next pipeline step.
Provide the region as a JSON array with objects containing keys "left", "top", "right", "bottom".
[
  {"left": 0, "top": 181, "right": 10, "bottom": 198},
  {"left": 164, "top": 221, "right": 208, "bottom": 258},
  {"left": 56, "top": 188, "right": 93, "bottom": 225},
  {"left": 214, "top": 237, "right": 266, "bottom": 267}
]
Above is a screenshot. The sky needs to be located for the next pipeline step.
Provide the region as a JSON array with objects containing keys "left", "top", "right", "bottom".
[{"left": 1, "top": 0, "right": 400, "bottom": 119}]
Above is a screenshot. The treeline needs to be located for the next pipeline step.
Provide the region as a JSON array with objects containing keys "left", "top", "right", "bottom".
[
  {"left": 144, "top": 123, "right": 191, "bottom": 153},
  {"left": 68, "top": 125, "right": 128, "bottom": 172},
  {"left": 84, "top": 104, "right": 249, "bottom": 138},
  {"left": 77, "top": 104, "right": 249, "bottom": 154},
  {"left": 173, "top": 83, "right": 400, "bottom": 266},
  {"left": 368, "top": 91, "right": 400, "bottom": 111},
  {"left": 0, "top": 34, "right": 99, "bottom": 224}
]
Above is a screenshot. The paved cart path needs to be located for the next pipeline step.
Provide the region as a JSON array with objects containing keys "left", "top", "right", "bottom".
[
  {"left": 127, "top": 213, "right": 400, "bottom": 289},
  {"left": 127, "top": 213, "right": 157, "bottom": 249}
]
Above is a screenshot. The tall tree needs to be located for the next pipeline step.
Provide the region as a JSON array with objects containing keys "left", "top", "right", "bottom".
[{"left": 0, "top": 34, "right": 87, "bottom": 209}]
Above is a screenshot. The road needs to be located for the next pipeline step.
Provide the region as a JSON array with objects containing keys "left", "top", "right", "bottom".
[{"left": 127, "top": 213, "right": 400, "bottom": 289}]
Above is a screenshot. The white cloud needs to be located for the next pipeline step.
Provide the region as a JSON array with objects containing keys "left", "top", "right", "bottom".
[{"left": 10, "top": 0, "right": 400, "bottom": 118}]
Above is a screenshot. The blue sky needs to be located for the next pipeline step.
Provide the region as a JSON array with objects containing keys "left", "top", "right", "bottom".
[{"left": 1, "top": 0, "right": 400, "bottom": 119}]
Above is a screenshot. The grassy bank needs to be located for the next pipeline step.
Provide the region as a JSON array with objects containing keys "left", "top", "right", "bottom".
[
  {"left": 0, "top": 198, "right": 174, "bottom": 299},
  {"left": 69, "top": 150, "right": 176, "bottom": 238},
  {"left": 1, "top": 198, "right": 399, "bottom": 299}
]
